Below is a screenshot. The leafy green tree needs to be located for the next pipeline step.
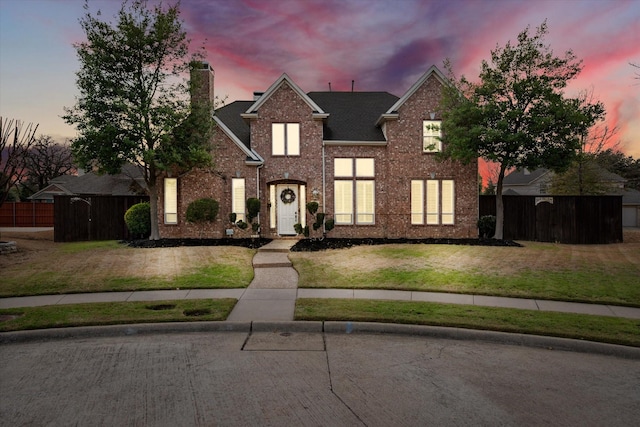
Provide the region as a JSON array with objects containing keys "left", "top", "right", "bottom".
[
  {"left": 439, "top": 21, "right": 604, "bottom": 239},
  {"left": 596, "top": 149, "right": 640, "bottom": 191},
  {"left": 64, "top": 0, "right": 214, "bottom": 240},
  {"left": 550, "top": 155, "right": 612, "bottom": 195}
]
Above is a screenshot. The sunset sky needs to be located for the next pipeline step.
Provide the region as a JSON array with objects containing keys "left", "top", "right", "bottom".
[{"left": 1, "top": 0, "right": 639, "bottom": 160}]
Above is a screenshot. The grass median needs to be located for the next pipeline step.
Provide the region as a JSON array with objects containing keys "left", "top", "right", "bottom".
[
  {"left": 0, "top": 299, "right": 237, "bottom": 332},
  {"left": 295, "top": 298, "right": 640, "bottom": 347}
]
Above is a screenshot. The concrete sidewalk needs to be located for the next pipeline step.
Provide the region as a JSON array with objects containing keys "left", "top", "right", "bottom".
[{"left": 1, "top": 238, "right": 639, "bottom": 320}]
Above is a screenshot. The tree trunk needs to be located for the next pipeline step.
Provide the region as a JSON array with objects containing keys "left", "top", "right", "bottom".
[
  {"left": 148, "top": 180, "right": 160, "bottom": 241},
  {"left": 494, "top": 165, "right": 507, "bottom": 240}
]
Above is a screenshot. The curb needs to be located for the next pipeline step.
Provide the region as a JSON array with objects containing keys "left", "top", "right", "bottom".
[{"left": 2, "top": 320, "right": 639, "bottom": 359}]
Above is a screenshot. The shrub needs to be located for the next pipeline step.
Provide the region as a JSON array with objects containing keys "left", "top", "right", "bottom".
[
  {"left": 247, "top": 198, "right": 260, "bottom": 223},
  {"left": 229, "top": 212, "right": 237, "bottom": 223},
  {"left": 325, "top": 218, "right": 335, "bottom": 232},
  {"left": 251, "top": 222, "right": 260, "bottom": 233},
  {"left": 478, "top": 215, "right": 496, "bottom": 238},
  {"left": 186, "top": 198, "right": 219, "bottom": 223},
  {"left": 294, "top": 223, "right": 303, "bottom": 235},
  {"left": 236, "top": 220, "right": 248, "bottom": 230},
  {"left": 306, "top": 201, "right": 319, "bottom": 215},
  {"left": 124, "top": 202, "right": 151, "bottom": 238}
]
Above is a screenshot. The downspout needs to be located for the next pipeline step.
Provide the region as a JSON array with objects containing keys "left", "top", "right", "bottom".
[{"left": 257, "top": 163, "right": 263, "bottom": 231}]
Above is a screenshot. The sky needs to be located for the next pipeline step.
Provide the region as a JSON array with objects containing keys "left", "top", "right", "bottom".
[{"left": 1, "top": 0, "right": 639, "bottom": 161}]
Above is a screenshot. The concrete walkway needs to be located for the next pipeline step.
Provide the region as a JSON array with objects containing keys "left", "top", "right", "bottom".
[{"left": 1, "top": 238, "right": 640, "bottom": 320}]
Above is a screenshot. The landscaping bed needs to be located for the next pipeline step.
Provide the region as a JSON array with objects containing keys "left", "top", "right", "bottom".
[
  {"left": 291, "top": 237, "right": 522, "bottom": 251},
  {"left": 126, "top": 237, "right": 272, "bottom": 249}
]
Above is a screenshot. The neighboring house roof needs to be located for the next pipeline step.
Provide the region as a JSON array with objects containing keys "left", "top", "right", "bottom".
[
  {"left": 621, "top": 188, "right": 640, "bottom": 205},
  {"left": 503, "top": 168, "right": 552, "bottom": 186},
  {"left": 29, "top": 164, "right": 146, "bottom": 200}
]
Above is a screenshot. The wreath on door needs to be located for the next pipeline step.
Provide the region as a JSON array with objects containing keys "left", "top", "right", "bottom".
[{"left": 280, "top": 188, "right": 296, "bottom": 204}]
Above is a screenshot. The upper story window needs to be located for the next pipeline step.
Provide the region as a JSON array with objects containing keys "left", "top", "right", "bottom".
[
  {"left": 272, "top": 123, "right": 300, "bottom": 156},
  {"left": 423, "top": 120, "right": 442, "bottom": 153}
]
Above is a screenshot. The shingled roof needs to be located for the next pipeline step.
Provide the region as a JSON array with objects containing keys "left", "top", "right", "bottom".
[
  {"left": 213, "top": 91, "right": 399, "bottom": 149},
  {"left": 308, "top": 92, "right": 399, "bottom": 141}
]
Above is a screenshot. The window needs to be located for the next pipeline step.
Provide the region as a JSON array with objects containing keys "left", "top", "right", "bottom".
[
  {"left": 272, "top": 123, "right": 300, "bottom": 156},
  {"left": 269, "top": 185, "right": 276, "bottom": 228},
  {"left": 423, "top": 120, "right": 442, "bottom": 153},
  {"left": 411, "top": 179, "right": 455, "bottom": 225},
  {"left": 334, "top": 158, "right": 375, "bottom": 225},
  {"left": 232, "top": 178, "right": 245, "bottom": 221},
  {"left": 411, "top": 180, "right": 424, "bottom": 224},
  {"left": 164, "top": 178, "right": 178, "bottom": 224}
]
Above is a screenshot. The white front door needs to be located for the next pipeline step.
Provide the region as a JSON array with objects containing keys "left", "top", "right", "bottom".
[{"left": 277, "top": 184, "right": 298, "bottom": 235}]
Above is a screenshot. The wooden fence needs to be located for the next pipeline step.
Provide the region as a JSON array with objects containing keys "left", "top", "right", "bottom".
[
  {"left": 480, "top": 195, "right": 623, "bottom": 244},
  {"left": 0, "top": 202, "right": 54, "bottom": 227},
  {"left": 54, "top": 195, "right": 149, "bottom": 242}
]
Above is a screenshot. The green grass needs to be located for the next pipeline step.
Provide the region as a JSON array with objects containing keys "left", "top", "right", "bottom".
[
  {"left": 60, "top": 240, "right": 122, "bottom": 254},
  {"left": 291, "top": 245, "right": 640, "bottom": 306},
  {"left": 295, "top": 298, "right": 640, "bottom": 347},
  {"left": 0, "top": 299, "right": 237, "bottom": 332}
]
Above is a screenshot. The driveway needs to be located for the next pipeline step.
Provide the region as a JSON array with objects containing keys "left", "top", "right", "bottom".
[{"left": 1, "top": 328, "right": 638, "bottom": 426}]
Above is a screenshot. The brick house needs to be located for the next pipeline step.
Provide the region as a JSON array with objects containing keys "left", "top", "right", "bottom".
[{"left": 158, "top": 63, "right": 478, "bottom": 239}]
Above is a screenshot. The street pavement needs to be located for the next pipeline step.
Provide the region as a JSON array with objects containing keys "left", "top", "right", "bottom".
[{"left": 2, "top": 325, "right": 639, "bottom": 426}]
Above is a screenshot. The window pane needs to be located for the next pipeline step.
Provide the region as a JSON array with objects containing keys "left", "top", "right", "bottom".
[
  {"left": 423, "top": 120, "right": 442, "bottom": 153},
  {"left": 164, "top": 178, "right": 177, "bottom": 224},
  {"left": 411, "top": 180, "right": 424, "bottom": 225},
  {"left": 232, "top": 178, "right": 245, "bottom": 221},
  {"left": 355, "top": 158, "right": 374, "bottom": 177},
  {"left": 272, "top": 123, "right": 285, "bottom": 155},
  {"left": 334, "top": 158, "right": 353, "bottom": 177},
  {"left": 356, "top": 180, "right": 375, "bottom": 224},
  {"left": 442, "top": 180, "right": 455, "bottom": 224},
  {"left": 287, "top": 123, "right": 300, "bottom": 156},
  {"left": 334, "top": 180, "right": 353, "bottom": 224},
  {"left": 426, "top": 180, "right": 439, "bottom": 224}
]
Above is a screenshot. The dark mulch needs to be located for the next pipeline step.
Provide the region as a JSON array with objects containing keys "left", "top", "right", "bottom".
[
  {"left": 124, "top": 237, "right": 521, "bottom": 251},
  {"left": 291, "top": 238, "right": 522, "bottom": 252},
  {"left": 124, "top": 238, "right": 272, "bottom": 249}
]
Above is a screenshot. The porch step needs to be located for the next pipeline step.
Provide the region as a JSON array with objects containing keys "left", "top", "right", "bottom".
[
  {"left": 252, "top": 252, "right": 292, "bottom": 268},
  {"left": 258, "top": 240, "right": 297, "bottom": 253}
]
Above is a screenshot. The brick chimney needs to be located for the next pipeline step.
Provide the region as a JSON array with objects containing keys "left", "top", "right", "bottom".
[{"left": 190, "top": 62, "right": 214, "bottom": 107}]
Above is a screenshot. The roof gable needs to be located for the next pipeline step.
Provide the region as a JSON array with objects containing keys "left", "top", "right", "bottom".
[
  {"left": 244, "top": 73, "right": 326, "bottom": 116},
  {"left": 384, "top": 65, "right": 448, "bottom": 115}
]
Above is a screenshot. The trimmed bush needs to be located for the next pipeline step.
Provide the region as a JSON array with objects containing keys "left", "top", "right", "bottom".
[
  {"left": 247, "top": 198, "right": 260, "bottom": 223},
  {"left": 324, "top": 218, "right": 335, "bottom": 232},
  {"left": 229, "top": 212, "right": 237, "bottom": 224},
  {"left": 478, "top": 215, "right": 496, "bottom": 238},
  {"left": 306, "top": 201, "right": 319, "bottom": 215},
  {"left": 186, "top": 198, "right": 219, "bottom": 223},
  {"left": 124, "top": 202, "right": 151, "bottom": 237},
  {"left": 236, "top": 220, "right": 248, "bottom": 230}
]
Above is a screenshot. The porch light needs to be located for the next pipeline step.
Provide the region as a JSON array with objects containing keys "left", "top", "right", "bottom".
[
  {"left": 284, "top": 172, "right": 289, "bottom": 179},
  {"left": 429, "top": 112, "right": 436, "bottom": 120},
  {"left": 430, "top": 172, "right": 436, "bottom": 179}
]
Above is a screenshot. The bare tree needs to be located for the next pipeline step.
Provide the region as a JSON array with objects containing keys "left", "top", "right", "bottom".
[
  {"left": 22, "top": 135, "right": 75, "bottom": 196},
  {"left": 0, "top": 117, "right": 38, "bottom": 206}
]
